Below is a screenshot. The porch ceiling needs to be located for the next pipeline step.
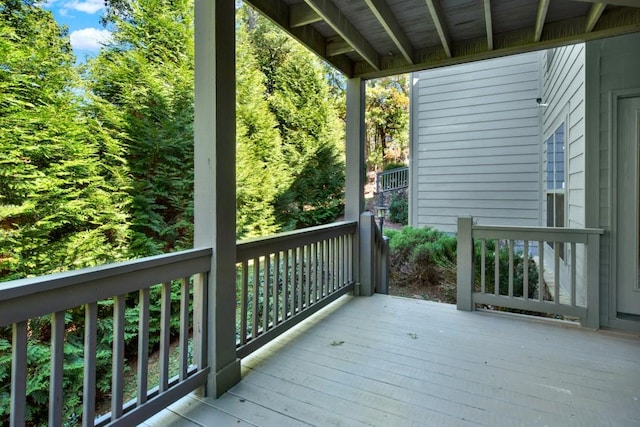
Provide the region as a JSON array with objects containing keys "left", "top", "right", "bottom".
[{"left": 245, "top": 0, "right": 640, "bottom": 79}]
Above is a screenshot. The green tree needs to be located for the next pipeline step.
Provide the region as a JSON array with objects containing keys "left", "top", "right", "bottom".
[
  {"left": 243, "top": 8, "right": 346, "bottom": 229},
  {"left": 0, "top": 0, "right": 130, "bottom": 281},
  {"left": 87, "top": 0, "right": 195, "bottom": 255},
  {"left": 365, "top": 75, "right": 410, "bottom": 172}
]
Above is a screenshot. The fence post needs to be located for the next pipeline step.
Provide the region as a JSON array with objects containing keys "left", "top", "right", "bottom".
[
  {"left": 457, "top": 216, "right": 474, "bottom": 311},
  {"left": 359, "top": 212, "right": 375, "bottom": 296},
  {"left": 583, "top": 233, "right": 601, "bottom": 329}
]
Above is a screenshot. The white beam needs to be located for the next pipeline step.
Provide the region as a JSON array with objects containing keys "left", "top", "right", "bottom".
[
  {"left": 289, "top": 2, "right": 321, "bottom": 28},
  {"left": 194, "top": 0, "right": 240, "bottom": 397},
  {"left": 327, "top": 36, "right": 355, "bottom": 56},
  {"left": 364, "top": 0, "right": 414, "bottom": 64},
  {"left": 345, "top": 78, "right": 365, "bottom": 222},
  {"left": 425, "top": 0, "right": 452, "bottom": 58},
  {"left": 304, "top": 0, "right": 381, "bottom": 70},
  {"left": 534, "top": 0, "right": 551, "bottom": 42},
  {"left": 484, "top": 0, "right": 494, "bottom": 50},
  {"left": 586, "top": 3, "right": 607, "bottom": 32}
]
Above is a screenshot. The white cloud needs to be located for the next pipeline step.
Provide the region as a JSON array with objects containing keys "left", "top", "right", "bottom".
[
  {"left": 69, "top": 28, "right": 112, "bottom": 51},
  {"left": 63, "top": 0, "right": 105, "bottom": 14}
]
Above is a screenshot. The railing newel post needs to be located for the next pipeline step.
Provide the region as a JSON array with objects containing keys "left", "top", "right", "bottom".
[
  {"left": 583, "top": 233, "right": 601, "bottom": 329},
  {"left": 359, "top": 212, "right": 375, "bottom": 296},
  {"left": 457, "top": 216, "right": 474, "bottom": 311}
]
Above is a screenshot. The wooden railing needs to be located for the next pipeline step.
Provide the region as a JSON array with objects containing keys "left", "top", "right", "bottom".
[
  {"left": 235, "top": 221, "right": 357, "bottom": 358},
  {"left": 376, "top": 166, "right": 409, "bottom": 194},
  {"left": 0, "top": 249, "right": 211, "bottom": 427},
  {"left": 456, "top": 217, "right": 603, "bottom": 328}
]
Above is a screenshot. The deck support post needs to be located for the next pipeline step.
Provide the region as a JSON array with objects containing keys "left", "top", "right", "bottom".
[
  {"left": 194, "top": 0, "right": 240, "bottom": 397},
  {"left": 346, "top": 78, "right": 366, "bottom": 294},
  {"left": 457, "top": 216, "right": 474, "bottom": 311},
  {"left": 359, "top": 212, "right": 376, "bottom": 296},
  {"left": 583, "top": 233, "right": 600, "bottom": 329}
]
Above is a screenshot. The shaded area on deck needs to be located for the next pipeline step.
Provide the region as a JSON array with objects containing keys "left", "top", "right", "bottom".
[{"left": 144, "top": 295, "right": 640, "bottom": 427}]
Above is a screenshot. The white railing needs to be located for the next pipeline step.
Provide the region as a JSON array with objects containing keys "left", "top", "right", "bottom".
[
  {"left": 376, "top": 166, "right": 409, "bottom": 194},
  {"left": 456, "top": 217, "right": 603, "bottom": 328},
  {"left": 0, "top": 248, "right": 211, "bottom": 427},
  {"left": 235, "top": 221, "right": 357, "bottom": 357}
]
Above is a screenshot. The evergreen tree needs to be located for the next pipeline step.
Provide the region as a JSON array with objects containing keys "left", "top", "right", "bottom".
[
  {"left": 87, "top": 0, "right": 195, "bottom": 255},
  {"left": 243, "top": 8, "right": 346, "bottom": 229},
  {"left": 0, "top": 0, "right": 130, "bottom": 280}
]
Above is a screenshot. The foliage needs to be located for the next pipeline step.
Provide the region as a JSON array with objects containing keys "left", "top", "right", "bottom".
[
  {"left": 474, "top": 240, "right": 539, "bottom": 298},
  {"left": 365, "top": 76, "right": 409, "bottom": 172},
  {"left": 242, "top": 7, "right": 345, "bottom": 230},
  {"left": 386, "top": 226, "right": 457, "bottom": 288},
  {"left": 388, "top": 191, "right": 408, "bottom": 225},
  {"left": 0, "top": 1, "right": 131, "bottom": 280},
  {"left": 86, "top": 0, "right": 195, "bottom": 255}
]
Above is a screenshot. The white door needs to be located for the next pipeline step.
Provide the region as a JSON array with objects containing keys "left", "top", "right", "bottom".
[{"left": 616, "top": 96, "right": 640, "bottom": 317}]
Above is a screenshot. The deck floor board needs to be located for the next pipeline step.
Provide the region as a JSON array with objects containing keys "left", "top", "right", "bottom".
[{"left": 146, "top": 295, "right": 640, "bottom": 427}]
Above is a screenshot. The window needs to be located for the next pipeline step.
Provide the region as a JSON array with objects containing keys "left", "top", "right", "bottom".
[{"left": 546, "top": 123, "right": 565, "bottom": 258}]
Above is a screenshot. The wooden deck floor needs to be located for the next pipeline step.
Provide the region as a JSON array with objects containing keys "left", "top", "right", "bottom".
[{"left": 142, "top": 295, "right": 640, "bottom": 427}]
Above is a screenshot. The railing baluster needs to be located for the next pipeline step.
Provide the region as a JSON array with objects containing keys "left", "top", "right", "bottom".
[
  {"left": 179, "top": 277, "right": 190, "bottom": 380},
  {"left": 49, "top": 311, "right": 65, "bottom": 426},
  {"left": 241, "top": 260, "right": 248, "bottom": 344},
  {"left": 494, "top": 240, "right": 500, "bottom": 296},
  {"left": 298, "top": 246, "right": 304, "bottom": 313},
  {"left": 523, "top": 241, "right": 529, "bottom": 300},
  {"left": 112, "top": 294, "right": 126, "bottom": 418},
  {"left": 481, "top": 239, "right": 486, "bottom": 294},
  {"left": 508, "top": 240, "right": 514, "bottom": 298},
  {"left": 83, "top": 303, "right": 97, "bottom": 427},
  {"left": 273, "top": 251, "right": 280, "bottom": 325},
  {"left": 11, "top": 321, "right": 27, "bottom": 427},
  {"left": 137, "top": 288, "right": 150, "bottom": 404},
  {"left": 571, "top": 242, "right": 577, "bottom": 307},
  {"left": 316, "top": 241, "right": 322, "bottom": 302},
  {"left": 305, "top": 244, "right": 311, "bottom": 308},
  {"left": 291, "top": 249, "right": 298, "bottom": 316},
  {"left": 283, "top": 250, "right": 290, "bottom": 319},
  {"left": 252, "top": 258, "right": 259, "bottom": 339},
  {"left": 160, "top": 282, "right": 171, "bottom": 392},
  {"left": 538, "top": 240, "right": 544, "bottom": 302},
  {"left": 554, "top": 242, "right": 560, "bottom": 304},
  {"left": 263, "top": 255, "right": 271, "bottom": 332}
]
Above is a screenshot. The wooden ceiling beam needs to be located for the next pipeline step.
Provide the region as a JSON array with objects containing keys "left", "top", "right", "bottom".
[
  {"left": 289, "top": 2, "right": 322, "bottom": 28},
  {"left": 425, "top": 0, "right": 452, "bottom": 58},
  {"left": 566, "top": 0, "right": 639, "bottom": 7},
  {"left": 586, "top": 3, "right": 607, "bottom": 32},
  {"left": 534, "top": 0, "right": 551, "bottom": 42},
  {"left": 484, "top": 0, "right": 494, "bottom": 50},
  {"left": 244, "top": 0, "right": 354, "bottom": 76},
  {"left": 364, "top": 0, "right": 415, "bottom": 64},
  {"left": 326, "top": 36, "right": 355, "bottom": 56},
  {"left": 303, "top": 0, "right": 381, "bottom": 70}
]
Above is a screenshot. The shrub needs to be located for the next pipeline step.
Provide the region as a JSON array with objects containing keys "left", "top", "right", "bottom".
[
  {"left": 474, "top": 240, "right": 539, "bottom": 298},
  {"left": 383, "top": 161, "right": 407, "bottom": 171},
  {"left": 387, "top": 191, "right": 408, "bottom": 225}
]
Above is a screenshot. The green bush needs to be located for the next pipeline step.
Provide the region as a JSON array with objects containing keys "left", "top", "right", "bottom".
[
  {"left": 383, "top": 161, "right": 407, "bottom": 171},
  {"left": 474, "top": 240, "right": 539, "bottom": 298},
  {"left": 388, "top": 191, "right": 408, "bottom": 225}
]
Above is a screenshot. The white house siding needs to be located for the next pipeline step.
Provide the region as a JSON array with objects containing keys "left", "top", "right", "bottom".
[
  {"left": 586, "top": 32, "right": 640, "bottom": 328},
  {"left": 410, "top": 52, "right": 542, "bottom": 233},
  {"left": 541, "top": 44, "right": 586, "bottom": 305}
]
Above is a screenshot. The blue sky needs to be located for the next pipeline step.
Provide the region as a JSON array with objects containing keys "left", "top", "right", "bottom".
[{"left": 42, "top": 0, "right": 110, "bottom": 60}]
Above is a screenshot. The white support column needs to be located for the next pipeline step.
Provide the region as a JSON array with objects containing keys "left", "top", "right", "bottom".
[
  {"left": 194, "top": 0, "right": 240, "bottom": 397},
  {"left": 346, "top": 78, "right": 366, "bottom": 294}
]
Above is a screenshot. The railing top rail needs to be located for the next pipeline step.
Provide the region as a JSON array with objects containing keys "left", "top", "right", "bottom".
[
  {"left": 472, "top": 225, "right": 604, "bottom": 244},
  {"left": 472, "top": 224, "right": 604, "bottom": 235},
  {"left": 236, "top": 221, "right": 357, "bottom": 262},
  {"left": 376, "top": 166, "right": 408, "bottom": 177},
  {"left": 0, "top": 248, "right": 212, "bottom": 327}
]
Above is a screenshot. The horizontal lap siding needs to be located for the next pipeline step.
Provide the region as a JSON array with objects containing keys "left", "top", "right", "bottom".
[{"left": 411, "top": 52, "right": 541, "bottom": 233}]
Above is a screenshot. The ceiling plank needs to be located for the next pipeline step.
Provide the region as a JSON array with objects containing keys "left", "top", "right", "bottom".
[
  {"left": 245, "top": 0, "right": 354, "bottom": 76},
  {"left": 424, "top": 0, "right": 452, "bottom": 58},
  {"left": 290, "top": 2, "right": 322, "bottom": 28},
  {"left": 586, "top": 3, "right": 607, "bottom": 32},
  {"left": 484, "top": 0, "right": 494, "bottom": 50},
  {"left": 534, "top": 0, "right": 551, "bottom": 42},
  {"left": 567, "top": 0, "right": 639, "bottom": 7},
  {"left": 303, "top": 0, "right": 381, "bottom": 70},
  {"left": 363, "top": 0, "right": 414, "bottom": 64}
]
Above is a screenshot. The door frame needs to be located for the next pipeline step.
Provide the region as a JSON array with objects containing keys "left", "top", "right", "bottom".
[{"left": 608, "top": 89, "right": 640, "bottom": 331}]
